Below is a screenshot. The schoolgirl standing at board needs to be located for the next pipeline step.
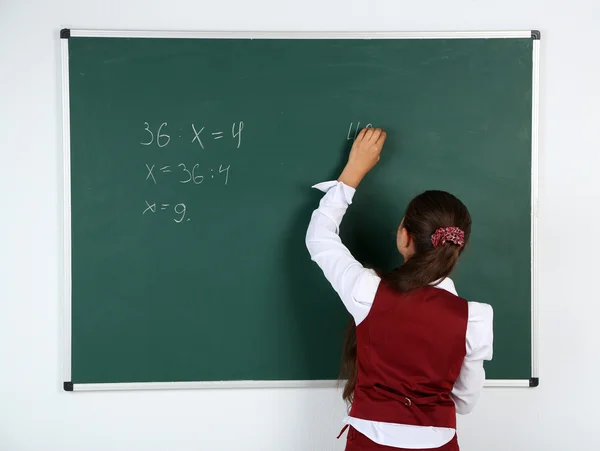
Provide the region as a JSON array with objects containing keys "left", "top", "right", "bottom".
[{"left": 306, "top": 128, "right": 493, "bottom": 451}]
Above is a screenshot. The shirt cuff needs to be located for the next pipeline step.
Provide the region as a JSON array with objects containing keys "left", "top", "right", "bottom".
[{"left": 312, "top": 180, "right": 356, "bottom": 205}]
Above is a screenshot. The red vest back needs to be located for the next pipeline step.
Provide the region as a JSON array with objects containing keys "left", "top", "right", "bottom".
[{"left": 349, "top": 282, "right": 469, "bottom": 429}]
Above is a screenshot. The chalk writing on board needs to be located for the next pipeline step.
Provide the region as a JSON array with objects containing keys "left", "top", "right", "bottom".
[
  {"left": 143, "top": 200, "right": 157, "bottom": 214},
  {"left": 191, "top": 124, "right": 205, "bottom": 149},
  {"left": 140, "top": 120, "right": 239, "bottom": 225},
  {"left": 174, "top": 203, "right": 187, "bottom": 223},
  {"left": 146, "top": 164, "right": 157, "bottom": 184},
  {"left": 143, "top": 200, "right": 190, "bottom": 223},
  {"left": 142, "top": 121, "right": 245, "bottom": 149},
  {"left": 190, "top": 121, "right": 244, "bottom": 149},
  {"left": 347, "top": 122, "right": 373, "bottom": 140},
  {"left": 141, "top": 122, "right": 170, "bottom": 147},
  {"left": 179, "top": 163, "right": 203, "bottom": 184},
  {"left": 145, "top": 163, "right": 230, "bottom": 186},
  {"left": 232, "top": 121, "right": 244, "bottom": 148},
  {"left": 219, "top": 164, "right": 231, "bottom": 185}
]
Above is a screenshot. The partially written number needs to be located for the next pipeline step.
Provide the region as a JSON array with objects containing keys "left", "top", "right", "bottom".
[
  {"left": 145, "top": 163, "right": 230, "bottom": 186},
  {"left": 347, "top": 122, "right": 372, "bottom": 140}
]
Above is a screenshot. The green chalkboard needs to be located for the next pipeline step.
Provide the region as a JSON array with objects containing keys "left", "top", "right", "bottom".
[{"left": 63, "top": 32, "right": 537, "bottom": 388}]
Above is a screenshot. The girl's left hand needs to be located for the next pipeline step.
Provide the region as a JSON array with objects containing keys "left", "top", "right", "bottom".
[{"left": 339, "top": 127, "right": 387, "bottom": 188}]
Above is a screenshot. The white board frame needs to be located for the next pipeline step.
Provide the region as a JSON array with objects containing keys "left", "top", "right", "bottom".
[{"left": 60, "top": 29, "right": 540, "bottom": 392}]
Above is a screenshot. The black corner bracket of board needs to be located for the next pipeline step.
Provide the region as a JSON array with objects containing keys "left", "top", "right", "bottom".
[
  {"left": 63, "top": 381, "right": 74, "bottom": 391},
  {"left": 531, "top": 30, "right": 541, "bottom": 40},
  {"left": 529, "top": 377, "right": 540, "bottom": 387},
  {"left": 60, "top": 28, "right": 71, "bottom": 39}
]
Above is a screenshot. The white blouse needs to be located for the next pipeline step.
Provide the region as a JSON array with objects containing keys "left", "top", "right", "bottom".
[{"left": 305, "top": 180, "right": 494, "bottom": 449}]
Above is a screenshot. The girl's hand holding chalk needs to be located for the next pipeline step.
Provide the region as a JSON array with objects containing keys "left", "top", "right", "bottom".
[{"left": 338, "top": 127, "right": 387, "bottom": 188}]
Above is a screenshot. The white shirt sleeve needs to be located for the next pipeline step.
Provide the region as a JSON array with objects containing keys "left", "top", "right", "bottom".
[
  {"left": 451, "top": 301, "right": 494, "bottom": 414},
  {"left": 305, "top": 181, "right": 381, "bottom": 325}
]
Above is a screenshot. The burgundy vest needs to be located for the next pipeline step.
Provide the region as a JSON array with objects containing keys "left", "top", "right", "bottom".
[{"left": 349, "top": 281, "right": 469, "bottom": 429}]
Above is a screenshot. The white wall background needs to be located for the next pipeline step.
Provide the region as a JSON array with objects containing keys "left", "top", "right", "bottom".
[{"left": 2, "top": 0, "right": 599, "bottom": 450}]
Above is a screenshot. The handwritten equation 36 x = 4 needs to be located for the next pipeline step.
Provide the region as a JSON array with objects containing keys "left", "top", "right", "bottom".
[{"left": 140, "top": 121, "right": 244, "bottom": 149}]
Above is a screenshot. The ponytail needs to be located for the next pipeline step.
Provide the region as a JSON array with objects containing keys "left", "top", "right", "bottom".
[{"left": 386, "top": 244, "right": 460, "bottom": 292}]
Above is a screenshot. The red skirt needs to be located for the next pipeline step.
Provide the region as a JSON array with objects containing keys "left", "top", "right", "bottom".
[{"left": 344, "top": 426, "right": 459, "bottom": 451}]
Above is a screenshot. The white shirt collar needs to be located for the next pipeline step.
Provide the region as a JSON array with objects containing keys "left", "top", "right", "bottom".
[{"left": 431, "top": 278, "right": 458, "bottom": 296}]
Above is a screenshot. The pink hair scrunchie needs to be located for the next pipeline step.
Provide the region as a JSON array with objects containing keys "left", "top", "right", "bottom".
[{"left": 431, "top": 227, "right": 465, "bottom": 249}]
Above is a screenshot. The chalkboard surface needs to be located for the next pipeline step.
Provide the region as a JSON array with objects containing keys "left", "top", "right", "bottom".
[{"left": 64, "top": 33, "right": 535, "bottom": 387}]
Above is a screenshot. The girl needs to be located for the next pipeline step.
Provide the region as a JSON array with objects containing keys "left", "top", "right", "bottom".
[{"left": 306, "top": 128, "right": 493, "bottom": 451}]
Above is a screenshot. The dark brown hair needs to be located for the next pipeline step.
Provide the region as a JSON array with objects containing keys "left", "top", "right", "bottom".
[{"left": 340, "top": 190, "right": 472, "bottom": 403}]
